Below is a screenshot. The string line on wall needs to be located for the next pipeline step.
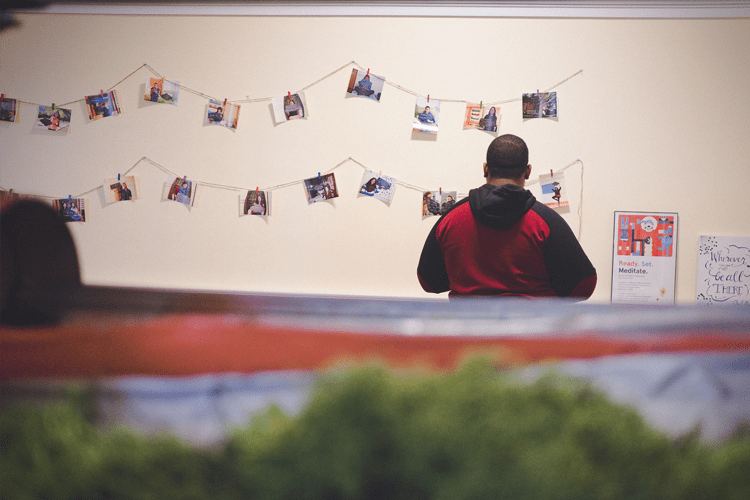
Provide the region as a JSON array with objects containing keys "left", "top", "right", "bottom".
[
  {"left": 0, "top": 157, "right": 586, "bottom": 240},
  {"left": 10, "top": 60, "right": 582, "bottom": 111}
]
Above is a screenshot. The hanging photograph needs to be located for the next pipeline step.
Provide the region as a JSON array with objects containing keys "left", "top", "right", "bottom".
[
  {"left": 358, "top": 169, "right": 397, "bottom": 204},
  {"left": 144, "top": 76, "right": 180, "bottom": 105},
  {"left": 304, "top": 173, "right": 338, "bottom": 205},
  {"left": 0, "top": 96, "right": 18, "bottom": 123},
  {"left": 611, "top": 211, "right": 677, "bottom": 305},
  {"left": 412, "top": 97, "right": 440, "bottom": 135},
  {"left": 696, "top": 235, "right": 750, "bottom": 306},
  {"left": 85, "top": 90, "right": 122, "bottom": 120},
  {"left": 166, "top": 177, "right": 198, "bottom": 207},
  {"left": 422, "top": 190, "right": 458, "bottom": 220},
  {"left": 35, "top": 105, "right": 71, "bottom": 132},
  {"left": 538, "top": 171, "right": 568, "bottom": 210},
  {"left": 205, "top": 99, "right": 240, "bottom": 129},
  {"left": 345, "top": 69, "right": 385, "bottom": 102},
  {"left": 463, "top": 102, "right": 498, "bottom": 132},
  {"left": 522, "top": 91, "right": 557, "bottom": 119},
  {"left": 103, "top": 175, "right": 140, "bottom": 203},
  {"left": 272, "top": 92, "right": 307, "bottom": 123},
  {"left": 243, "top": 190, "right": 270, "bottom": 216},
  {"left": 53, "top": 198, "right": 86, "bottom": 223}
]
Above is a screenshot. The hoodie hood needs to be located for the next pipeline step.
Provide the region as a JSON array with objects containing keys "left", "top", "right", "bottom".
[{"left": 468, "top": 184, "right": 536, "bottom": 230}]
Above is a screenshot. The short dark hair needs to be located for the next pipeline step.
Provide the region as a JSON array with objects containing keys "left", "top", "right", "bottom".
[{"left": 486, "top": 134, "right": 529, "bottom": 178}]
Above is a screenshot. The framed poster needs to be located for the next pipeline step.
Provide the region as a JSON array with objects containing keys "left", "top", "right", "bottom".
[
  {"left": 612, "top": 211, "right": 677, "bottom": 305},
  {"left": 696, "top": 235, "right": 750, "bottom": 306}
]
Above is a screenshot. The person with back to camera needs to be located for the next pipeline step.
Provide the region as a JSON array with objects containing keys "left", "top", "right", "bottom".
[{"left": 417, "top": 134, "right": 596, "bottom": 299}]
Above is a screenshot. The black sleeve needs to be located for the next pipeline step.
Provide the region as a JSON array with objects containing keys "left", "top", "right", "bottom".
[
  {"left": 417, "top": 220, "right": 450, "bottom": 293},
  {"left": 533, "top": 203, "right": 596, "bottom": 297}
]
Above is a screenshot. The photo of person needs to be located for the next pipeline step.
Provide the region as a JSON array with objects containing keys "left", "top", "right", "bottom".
[
  {"left": 53, "top": 198, "right": 86, "bottom": 223},
  {"left": 440, "top": 191, "right": 457, "bottom": 215},
  {"left": 85, "top": 90, "right": 121, "bottom": 120},
  {"left": 523, "top": 92, "right": 557, "bottom": 119},
  {"left": 144, "top": 76, "right": 180, "bottom": 105},
  {"left": 1, "top": 96, "right": 18, "bottom": 123},
  {"left": 272, "top": 92, "right": 307, "bottom": 123},
  {"left": 413, "top": 97, "right": 441, "bottom": 135},
  {"left": 422, "top": 190, "right": 441, "bottom": 220},
  {"left": 243, "top": 190, "right": 270, "bottom": 216},
  {"left": 345, "top": 69, "right": 385, "bottom": 102},
  {"left": 35, "top": 105, "right": 71, "bottom": 132},
  {"left": 303, "top": 173, "right": 338, "bottom": 205},
  {"left": 205, "top": 99, "right": 240, "bottom": 129},
  {"left": 358, "top": 169, "right": 397, "bottom": 204},
  {"left": 167, "top": 177, "right": 196, "bottom": 207},
  {"left": 538, "top": 171, "right": 569, "bottom": 210},
  {"left": 104, "top": 175, "right": 140, "bottom": 203},
  {"left": 463, "top": 102, "right": 499, "bottom": 132}
]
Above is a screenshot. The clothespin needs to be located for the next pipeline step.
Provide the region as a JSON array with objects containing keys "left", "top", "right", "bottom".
[
  {"left": 288, "top": 91, "right": 291, "bottom": 98},
  {"left": 100, "top": 89, "right": 104, "bottom": 97},
  {"left": 9, "top": 189, "right": 13, "bottom": 195},
  {"left": 1, "top": 94, "right": 4, "bottom": 100},
  {"left": 51, "top": 103, "right": 55, "bottom": 110},
  {"left": 255, "top": 186, "right": 259, "bottom": 196},
  {"left": 439, "top": 187, "right": 442, "bottom": 195},
  {"left": 366, "top": 68, "right": 370, "bottom": 76},
  {"left": 318, "top": 172, "right": 321, "bottom": 180},
  {"left": 68, "top": 195, "right": 72, "bottom": 202},
  {"left": 183, "top": 176, "right": 187, "bottom": 182},
  {"left": 223, "top": 98, "right": 227, "bottom": 108},
  {"left": 118, "top": 174, "right": 121, "bottom": 181},
  {"left": 550, "top": 169, "right": 554, "bottom": 177},
  {"left": 427, "top": 95, "right": 429, "bottom": 102},
  {"left": 479, "top": 101, "right": 482, "bottom": 110}
]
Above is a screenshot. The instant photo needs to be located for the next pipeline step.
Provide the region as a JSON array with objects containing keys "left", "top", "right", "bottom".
[
  {"left": 85, "top": 90, "right": 121, "bottom": 120},
  {"left": 538, "top": 171, "right": 568, "bottom": 210},
  {"left": 413, "top": 97, "right": 440, "bottom": 135},
  {"left": 166, "top": 177, "right": 198, "bottom": 207},
  {"left": 145, "top": 76, "right": 180, "bottom": 105},
  {"left": 304, "top": 173, "right": 338, "bottom": 205},
  {"left": 35, "top": 105, "right": 71, "bottom": 133},
  {"left": 104, "top": 175, "right": 140, "bottom": 203},
  {"left": 463, "top": 102, "right": 498, "bottom": 132},
  {"left": 359, "top": 169, "right": 396, "bottom": 204},
  {"left": 272, "top": 92, "right": 307, "bottom": 123},
  {"left": 205, "top": 99, "right": 240, "bottom": 129},
  {"left": 346, "top": 69, "right": 385, "bottom": 102},
  {"left": 53, "top": 198, "right": 86, "bottom": 223},
  {"left": 243, "top": 190, "right": 270, "bottom": 216},
  {"left": 522, "top": 92, "right": 557, "bottom": 119},
  {"left": 422, "top": 190, "right": 457, "bottom": 220},
  {"left": 0, "top": 97, "right": 18, "bottom": 123}
]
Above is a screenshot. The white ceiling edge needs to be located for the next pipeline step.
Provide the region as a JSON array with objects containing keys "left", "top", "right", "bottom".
[{"left": 16, "top": 2, "right": 750, "bottom": 19}]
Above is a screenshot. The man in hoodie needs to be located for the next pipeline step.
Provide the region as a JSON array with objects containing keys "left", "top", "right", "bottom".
[{"left": 417, "top": 134, "right": 596, "bottom": 299}]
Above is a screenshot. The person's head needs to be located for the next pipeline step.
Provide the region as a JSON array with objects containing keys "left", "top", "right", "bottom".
[
  {"left": 363, "top": 75, "right": 370, "bottom": 81},
  {"left": 182, "top": 182, "right": 187, "bottom": 189},
  {"left": 217, "top": 107, "right": 223, "bottom": 113},
  {"left": 122, "top": 182, "right": 127, "bottom": 189},
  {"left": 489, "top": 106, "right": 496, "bottom": 115},
  {"left": 424, "top": 192, "right": 433, "bottom": 200},
  {"left": 445, "top": 195, "right": 453, "bottom": 202},
  {"left": 484, "top": 134, "right": 530, "bottom": 182},
  {"left": 424, "top": 106, "right": 430, "bottom": 112}
]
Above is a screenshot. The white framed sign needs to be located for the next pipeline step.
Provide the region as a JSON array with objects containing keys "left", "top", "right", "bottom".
[
  {"left": 696, "top": 235, "right": 750, "bottom": 306},
  {"left": 612, "top": 211, "right": 677, "bottom": 305}
]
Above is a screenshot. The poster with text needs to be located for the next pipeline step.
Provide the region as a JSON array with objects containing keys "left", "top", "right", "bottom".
[
  {"left": 696, "top": 235, "right": 750, "bottom": 306},
  {"left": 612, "top": 211, "right": 677, "bottom": 305}
]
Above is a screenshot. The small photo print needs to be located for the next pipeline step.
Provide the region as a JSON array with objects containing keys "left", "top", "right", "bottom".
[
  {"left": 304, "top": 173, "right": 338, "bottom": 205},
  {"left": 272, "top": 92, "right": 307, "bottom": 123},
  {"left": 53, "top": 198, "right": 86, "bottom": 223},
  {"left": 538, "top": 171, "right": 568, "bottom": 210},
  {"left": 463, "top": 102, "right": 498, "bottom": 132},
  {"left": 359, "top": 169, "right": 397, "bottom": 204},
  {"left": 145, "top": 77, "right": 180, "bottom": 105},
  {"left": 522, "top": 92, "right": 557, "bottom": 118},
  {"left": 104, "top": 175, "right": 140, "bottom": 203},
  {"left": 243, "top": 190, "right": 270, "bottom": 216},
  {"left": 85, "top": 90, "right": 121, "bottom": 120},
  {"left": 167, "top": 177, "right": 197, "bottom": 207},
  {"left": 35, "top": 105, "right": 71, "bottom": 132},
  {"left": 205, "top": 99, "right": 240, "bottom": 129},
  {"left": 422, "top": 190, "right": 458, "bottom": 220},
  {"left": 1, "top": 97, "right": 18, "bottom": 123},
  {"left": 346, "top": 69, "right": 385, "bottom": 102},
  {"left": 413, "top": 97, "right": 440, "bottom": 135}
]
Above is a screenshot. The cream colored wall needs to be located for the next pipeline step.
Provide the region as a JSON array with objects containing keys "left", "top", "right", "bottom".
[{"left": 1, "top": 13, "right": 748, "bottom": 303}]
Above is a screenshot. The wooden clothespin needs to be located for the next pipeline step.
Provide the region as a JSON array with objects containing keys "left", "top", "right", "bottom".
[
  {"left": 550, "top": 169, "right": 554, "bottom": 177},
  {"left": 288, "top": 91, "right": 291, "bottom": 98},
  {"left": 427, "top": 95, "right": 429, "bottom": 102},
  {"left": 366, "top": 68, "right": 370, "bottom": 76},
  {"left": 223, "top": 98, "right": 227, "bottom": 108},
  {"left": 439, "top": 187, "right": 442, "bottom": 195},
  {"left": 255, "top": 186, "right": 259, "bottom": 195},
  {"left": 51, "top": 103, "right": 55, "bottom": 110},
  {"left": 479, "top": 101, "right": 483, "bottom": 110}
]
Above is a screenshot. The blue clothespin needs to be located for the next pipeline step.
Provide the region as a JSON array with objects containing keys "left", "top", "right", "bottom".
[
  {"left": 318, "top": 172, "right": 321, "bottom": 180},
  {"left": 118, "top": 173, "right": 120, "bottom": 181}
]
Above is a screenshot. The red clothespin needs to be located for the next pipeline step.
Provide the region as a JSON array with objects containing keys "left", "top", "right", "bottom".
[
  {"left": 1, "top": 94, "right": 4, "bottom": 100},
  {"left": 288, "top": 91, "right": 291, "bottom": 98},
  {"left": 255, "top": 186, "right": 259, "bottom": 196},
  {"left": 439, "top": 187, "right": 442, "bottom": 195},
  {"left": 366, "top": 68, "right": 370, "bottom": 76},
  {"left": 550, "top": 169, "right": 554, "bottom": 177},
  {"left": 427, "top": 95, "right": 429, "bottom": 102},
  {"left": 223, "top": 98, "right": 227, "bottom": 108}
]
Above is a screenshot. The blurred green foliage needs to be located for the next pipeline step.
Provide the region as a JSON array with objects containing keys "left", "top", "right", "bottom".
[{"left": 2, "top": 359, "right": 749, "bottom": 500}]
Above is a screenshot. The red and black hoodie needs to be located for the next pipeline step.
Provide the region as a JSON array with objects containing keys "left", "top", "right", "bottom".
[{"left": 417, "top": 183, "right": 596, "bottom": 299}]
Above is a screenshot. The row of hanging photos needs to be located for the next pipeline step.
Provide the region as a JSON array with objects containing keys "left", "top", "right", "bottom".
[
  {"left": 0, "top": 68, "right": 558, "bottom": 133},
  {"left": 0, "top": 161, "right": 570, "bottom": 224}
]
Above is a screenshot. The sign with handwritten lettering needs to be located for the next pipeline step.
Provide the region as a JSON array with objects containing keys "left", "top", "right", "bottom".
[
  {"left": 611, "top": 211, "right": 678, "bottom": 305},
  {"left": 696, "top": 235, "right": 750, "bottom": 306}
]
